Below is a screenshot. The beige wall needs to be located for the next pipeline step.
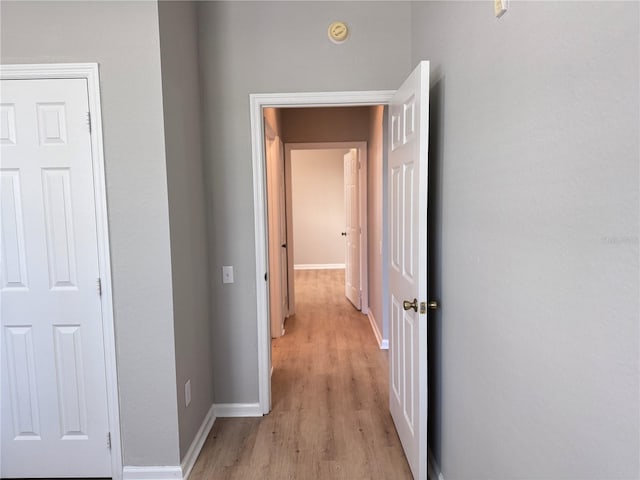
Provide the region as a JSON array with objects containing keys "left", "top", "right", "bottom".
[
  {"left": 291, "top": 149, "right": 347, "bottom": 267},
  {"left": 282, "top": 107, "right": 370, "bottom": 143}
]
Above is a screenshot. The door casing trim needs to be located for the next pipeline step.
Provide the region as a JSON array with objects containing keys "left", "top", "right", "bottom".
[
  {"left": 249, "top": 90, "right": 394, "bottom": 414},
  {"left": 1, "top": 63, "right": 122, "bottom": 480}
]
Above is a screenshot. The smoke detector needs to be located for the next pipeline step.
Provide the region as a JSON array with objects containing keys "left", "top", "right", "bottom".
[{"left": 328, "top": 21, "right": 349, "bottom": 44}]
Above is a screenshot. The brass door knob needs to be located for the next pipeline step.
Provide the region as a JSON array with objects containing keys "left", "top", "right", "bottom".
[
  {"left": 427, "top": 301, "right": 439, "bottom": 310},
  {"left": 403, "top": 298, "right": 418, "bottom": 312}
]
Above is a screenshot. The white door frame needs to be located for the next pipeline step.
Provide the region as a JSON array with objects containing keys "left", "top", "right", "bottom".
[
  {"left": 285, "top": 141, "right": 369, "bottom": 314},
  {"left": 0, "top": 63, "right": 122, "bottom": 480},
  {"left": 250, "top": 91, "right": 394, "bottom": 414}
]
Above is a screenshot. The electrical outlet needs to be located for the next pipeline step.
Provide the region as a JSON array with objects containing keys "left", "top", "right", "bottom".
[
  {"left": 222, "top": 265, "right": 234, "bottom": 284},
  {"left": 185, "top": 379, "right": 191, "bottom": 407},
  {"left": 494, "top": 0, "right": 508, "bottom": 18}
]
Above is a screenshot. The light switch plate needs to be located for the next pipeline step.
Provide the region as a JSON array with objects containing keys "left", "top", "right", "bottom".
[
  {"left": 185, "top": 379, "right": 191, "bottom": 407},
  {"left": 495, "top": 0, "right": 508, "bottom": 18},
  {"left": 222, "top": 265, "right": 234, "bottom": 284}
]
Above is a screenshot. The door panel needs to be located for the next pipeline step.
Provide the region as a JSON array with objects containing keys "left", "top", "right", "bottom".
[
  {"left": 4, "top": 326, "right": 40, "bottom": 439},
  {"left": 266, "top": 125, "right": 285, "bottom": 338},
  {"left": 0, "top": 78, "right": 111, "bottom": 478},
  {"left": 344, "top": 148, "right": 361, "bottom": 309},
  {"left": 53, "top": 325, "right": 88, "bottom": 439},
  {"left": 0, "top": 170, "right": 28, "bottom": 290},
  {"left": 388, "top": 61, "right": 430, "bottom": 480},
  {"left": 42, "top": 168, "right": 78, "bottom": 289},
  {"left": 277, "top": 139, "right": 289, "bottom": 317}
]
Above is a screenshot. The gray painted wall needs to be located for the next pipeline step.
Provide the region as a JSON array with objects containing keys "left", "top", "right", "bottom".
[
  {"left": 5, "top": 2, "right": 634, "bottom": 477},
  {"left": 197, "top": 1, "right": 412, "bottom": 403},
  {"left": 290, "top": 149, "right": 346, "bottom": 266},
  {"left": 158, "top": 1, "right": 213, "bottom": 460},
  {"left": 412, "top": 2, "right": 639, "bottom": 478},
  {"left": 0, "top": 1, "right": 180, "bottom": 467}
]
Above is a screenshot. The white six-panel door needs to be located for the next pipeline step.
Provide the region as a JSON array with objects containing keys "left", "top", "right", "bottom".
[
  {"left": 0, "top": 78, "right": 111, "bottom": 477},
  {"left": 388, "top": 61, "right": 430, "bottom": 480},
  {"left": 266, "top": 125, "right": 286, "bottom": 339},
  {"left": 344, "top": 148, "right": 361, "bottom": 309}
]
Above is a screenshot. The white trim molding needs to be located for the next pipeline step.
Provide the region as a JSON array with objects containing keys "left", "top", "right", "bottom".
[
  {"left": 181, "top": 405, "right": 216, "bottom": 480},
  {"left": 122, "top": 405, "right": 215, "bottom": 480},
  {"left": 250, "top": 94, "right": 394, "bottom": 415},
  {"left": 122, "top": 466, "right": 182, "bottom": 480},
  {"left": 294, "top": 263, "right": 345, "bottom": 270},
  {"left": 213, "top": 403, "right": 263, "bottom": 418},
  {"left": 0, "top": 63, "right": 122, "bottom": 480},
  {"left": 367, "top": 311, "right": 389, "bottom": 350}
]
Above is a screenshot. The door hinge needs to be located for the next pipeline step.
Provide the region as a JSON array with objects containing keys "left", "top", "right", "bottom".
[
  {"left": 87, "top": 111, "right": 92, "bottom": 133},
  {"left": 107, "top": 432, "right": 111, "bottom": 449},
  {"left": 97, "top": 278, "right": 102, "bottom": 296}
]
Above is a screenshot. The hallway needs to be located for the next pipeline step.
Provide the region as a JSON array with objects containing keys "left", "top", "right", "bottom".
[{"left": 189, "top": 269, "right": 412, "bottom": 479}]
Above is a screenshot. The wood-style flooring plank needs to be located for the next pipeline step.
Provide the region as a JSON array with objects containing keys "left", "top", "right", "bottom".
[{"left": 189, "top": 269, "right": 412, "bottom": 479}]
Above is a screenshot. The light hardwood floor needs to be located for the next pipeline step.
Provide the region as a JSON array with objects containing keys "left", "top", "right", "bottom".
[{"left": 189, "top": 269, "right": 412, "bottom": 479}]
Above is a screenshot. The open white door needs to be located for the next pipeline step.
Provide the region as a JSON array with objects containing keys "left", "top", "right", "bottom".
[
  {"left": 276, "top": 139, "right": 289, "bottom": 318},
  {"left": 344, "top": 148, "right": 361, "bottom": 309},
  {"left": 388, "top": 61, "right": 430, "bottom": 479},
  {"left": 0, "top": 78, "right": 112, "bottom": 477},
  {"left": 265, "top": 123, "right": 285, "bottom": 338}
]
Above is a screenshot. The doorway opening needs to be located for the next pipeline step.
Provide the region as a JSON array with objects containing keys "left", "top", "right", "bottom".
[
  {"left": 286, "top": 142, "right": 369, "bottom": 313},
  {"left": 262, "top": 104, "right": 403, "bottom": 473},
  {"left": 251, "top": 63, "right": 432, "bottom": 479},
  {"left": 265, "top": 130, "right": 374, "bottom": 339},
  {"left": 250, "top": 92, "right": 394, "bottom": 414},
  {"left": 263, "top": 109, "right": 386, "bottom": 402}
]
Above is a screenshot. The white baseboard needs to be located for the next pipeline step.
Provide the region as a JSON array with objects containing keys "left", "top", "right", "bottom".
[
  {"left": 294, "top": 263, "right": 345, "bottom": 270},
  {"left": 428, "top": 447, "right": 444, "bottom": 480},
  {"left": 213, "top": 402, "right": 262, "bottom": 417},
  {"left": 122, "top": 466, "right": 182, "bottom": 480},
  {"left": 181, "top": 404, "right": 216, "bottom": 480},
  {"left": 123, "top": 405, "right": 216, "bottom": 480},
  {"left": 367, "top": 311, "right": 388, "bottom": 350}
]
